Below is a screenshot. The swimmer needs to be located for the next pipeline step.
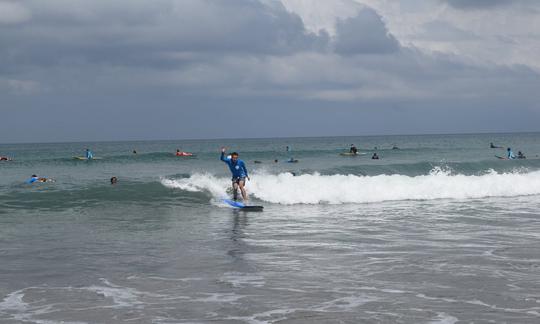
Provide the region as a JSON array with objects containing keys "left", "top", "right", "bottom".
[
  {"left": 372, "top": 153, "right": 379, "bottom": 160},
  {"left": 110, "top": 176, "right": 118, "bottom": 184}
]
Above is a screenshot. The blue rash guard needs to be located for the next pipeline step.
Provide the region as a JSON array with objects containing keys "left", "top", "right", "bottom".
[
  {"left": 507, "top": 149, "right": 516, "bottom": 159},
  {"left": 27, "top": 176, "right": 39, "bottom": 184},
  {"left": 86, "top": 150, "right": 93, "bottom": 159},
  {"left": 220, "top": 152, "right": 248, "bottom": 179}
]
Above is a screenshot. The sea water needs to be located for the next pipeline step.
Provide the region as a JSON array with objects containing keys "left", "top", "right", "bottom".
[{"left": 1, "top": 133, "right": 540, "bottom": 323}]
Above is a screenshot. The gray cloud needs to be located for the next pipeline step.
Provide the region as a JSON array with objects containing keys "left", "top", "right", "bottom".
[
  {"left": 334, "top": 8, "right": 399, "bottom": 55},
  {"left": 442, "top": 0, "right": 521, "bottom": 9},
  {"left": 0, "top": 0, "right": 327, "bottom": 71}
]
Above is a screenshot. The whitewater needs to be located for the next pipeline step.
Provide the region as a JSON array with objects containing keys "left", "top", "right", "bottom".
[{"left": 162, "top": 168, "right": 540, "bottom": 204}]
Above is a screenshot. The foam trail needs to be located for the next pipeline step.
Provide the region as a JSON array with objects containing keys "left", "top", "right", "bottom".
[{"left": 162, "top": 169, "right": 540, "bottom": 205}]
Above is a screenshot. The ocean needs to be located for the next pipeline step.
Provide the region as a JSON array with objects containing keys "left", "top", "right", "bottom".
[{"left": 1, "top": 132, "right": 540, "bottom": 323}]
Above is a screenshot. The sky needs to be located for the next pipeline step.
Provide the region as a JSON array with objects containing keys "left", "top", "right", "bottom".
[{"left": 1, "top": 0, "right": 539, "bottom": 143}]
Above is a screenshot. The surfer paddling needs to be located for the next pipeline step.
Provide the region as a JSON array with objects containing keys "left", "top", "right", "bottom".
[{"left": 220, "top": 147, "right": 250, "bottom": 202}]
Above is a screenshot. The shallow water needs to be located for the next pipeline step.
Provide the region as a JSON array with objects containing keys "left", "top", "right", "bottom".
[{"left": 1, "top": 133, "right": 540, "bottom": 323}]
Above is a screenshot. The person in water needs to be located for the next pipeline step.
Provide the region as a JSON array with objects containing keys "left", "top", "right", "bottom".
[
  {"left": 518, "top": 151, "right": 526, "bottom": 159},
  {"left": 28, "top": 175, "right": 52, "bottom": 183},
  {"left": 110, "top": 176, "right": 118, "bottom": 184},
  {"left": 0, "top": 156, "right": 11, "bottom": 161},
  {"left": 372, "top": 153, "right": 379, "bottom": 160},
  {"left": 507, "top": 147, "right": 516, "bottom": 159},
  {"left": 490, "top": 142, "right": 501, "bottom": 149},
  {"left": 133, "top": 150, "right": 137, "bottom": 154},
  {"left": 176, "top": 149, "right": 193, "bottom": 156},
  {"left": 220, "top": 148, "right": 249, "bottom": 201},
  {"left": 85, "top": 148, "right": 93, "bottom": 160},
  {"left": 349, "top": 144, "right": 358, "bottom": 154}
]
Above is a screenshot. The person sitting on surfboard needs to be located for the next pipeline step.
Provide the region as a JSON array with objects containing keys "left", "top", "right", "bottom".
[
  {"left": 507, "top": 147, "right": 516, "bottom": 159},
  {"left": 518, "top": 151, "right": 526, "bottom": 159},
  {"left": 220, "top": 148, "right": 249, "bottom": 201},
  {"left": 85, "top": 148, "right": 93, "bottom": 160},
  {"left": 349, "top": 144, "right": 358, "bottom": 154}
]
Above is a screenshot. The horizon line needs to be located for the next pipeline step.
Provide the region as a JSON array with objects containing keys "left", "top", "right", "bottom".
[{"left": 1, "top": 130, "right": 539, "bottom": 146}]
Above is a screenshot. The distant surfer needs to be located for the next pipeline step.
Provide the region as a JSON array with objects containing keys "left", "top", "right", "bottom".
[
  {"left": 27, "top": 175, "right": 53, "bottom": 183},
  {"left": 220, "top": 148, "right": 250, "bottom": 202},
  {"left": 176, "top": 149, "right": 193, "bottom": 157},
  {"left": 518, "top": 151, "right": 526, "bottom": 159},
  {"left": 133, "top": 150, "right": 137, "bottom": 154},
  {"left": 0, "top": 156, "right": 11, "bottom": 161},
  {"left": 372, "top": 153, "right": 379, "bottom": 160},
  {"left": 286, "top": 145, "right": 290, "bottom": 152},
  {"left": 110, "top": 176, "right": 118, "bottom": 184},
  {"left": 85, "top": 148, "right": 93, "bottom": 160},
  {"left": 392, "top": 145, "right": 399, "bottom": 150},
  {"left": 349, "top": 144, "right": 358, "bottom": 155},
  {"left": 507, "top": 147, "right": 516, "bottom": 159},
  {"left": 490, "top": 142, "right": 501, "bottom": 149}
]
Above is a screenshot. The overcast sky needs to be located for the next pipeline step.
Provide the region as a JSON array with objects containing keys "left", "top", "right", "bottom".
[{"left": 1, "top": 0, "right": 539, "bottom": 143}]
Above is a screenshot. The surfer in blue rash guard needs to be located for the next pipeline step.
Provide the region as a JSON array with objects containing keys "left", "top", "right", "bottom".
[
  {"left": 85, "top": 148, "right": 93, "bottom": 160},
  {"left": 220, "top": 147, "right": 250, "bottom": 201},
  {"left": 507, "top": 147, "right": 516, "bottom": 159}
]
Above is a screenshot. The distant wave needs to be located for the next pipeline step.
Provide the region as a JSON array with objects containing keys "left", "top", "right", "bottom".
[{"left": 161, "top": 168, "right": 540, "bottom": 205}]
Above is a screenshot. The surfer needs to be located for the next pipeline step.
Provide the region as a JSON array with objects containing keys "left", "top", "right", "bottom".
[
  {"left": 176, "top": 149, "right": 193, "bottom": 156},
  {"left": 110, "top": 176, "right": 118, "bottom": 184},
  {"left": 85, "top": 148, "right": 93, "bottom": 160},
  {"left": 27, "top": 175, "right": 52, "bottom": 183},
  {"left": 0, "top": 156, "right": 11, "bottom": 161},
  {"left": 220, "top": 148, "right": 250, "bottom": 201},
  {"left": 349, "top": 144, "right": 358, "bottom": 155},
  {"left": 518, "top": 151, "right": 526, "bottom": 159},
  {"left": 507, "top": 147, "right": 516, "bottom": 159},
  {"left": 372, "top": 153, "right": 379, "bottom": 160},
  {"left": 490, "top": 142, "right": 501, "bottom": 149}
]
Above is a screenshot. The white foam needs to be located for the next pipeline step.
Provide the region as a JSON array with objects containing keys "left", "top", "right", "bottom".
[
  {"left": 0, "top": 289, "right": 28, "bottom": 312},
  {"left": 84, "top": 279, "right": 143, "bottom": 308},
  {"left": 429, "top": 312, "right": 459, "bottom": 324},
  {"left": 161, "top": 173, "right": 228, "bottom": 201},
  {"left": 162, "top": 169, "right": 540, "bottom": 205}
]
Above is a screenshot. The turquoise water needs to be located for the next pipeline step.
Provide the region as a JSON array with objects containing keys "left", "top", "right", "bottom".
[{"left": 1, "top": 133, "right": 540, "bottom": 323}]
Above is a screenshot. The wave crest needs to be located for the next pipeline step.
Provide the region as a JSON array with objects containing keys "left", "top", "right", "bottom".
[{"left": 161, "top": 169, "right": 540, "bottom": 205}]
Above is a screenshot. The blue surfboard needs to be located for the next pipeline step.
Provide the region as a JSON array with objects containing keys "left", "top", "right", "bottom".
[{"left": 223, "top": 199, "right": 263, "bottom": 211}]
